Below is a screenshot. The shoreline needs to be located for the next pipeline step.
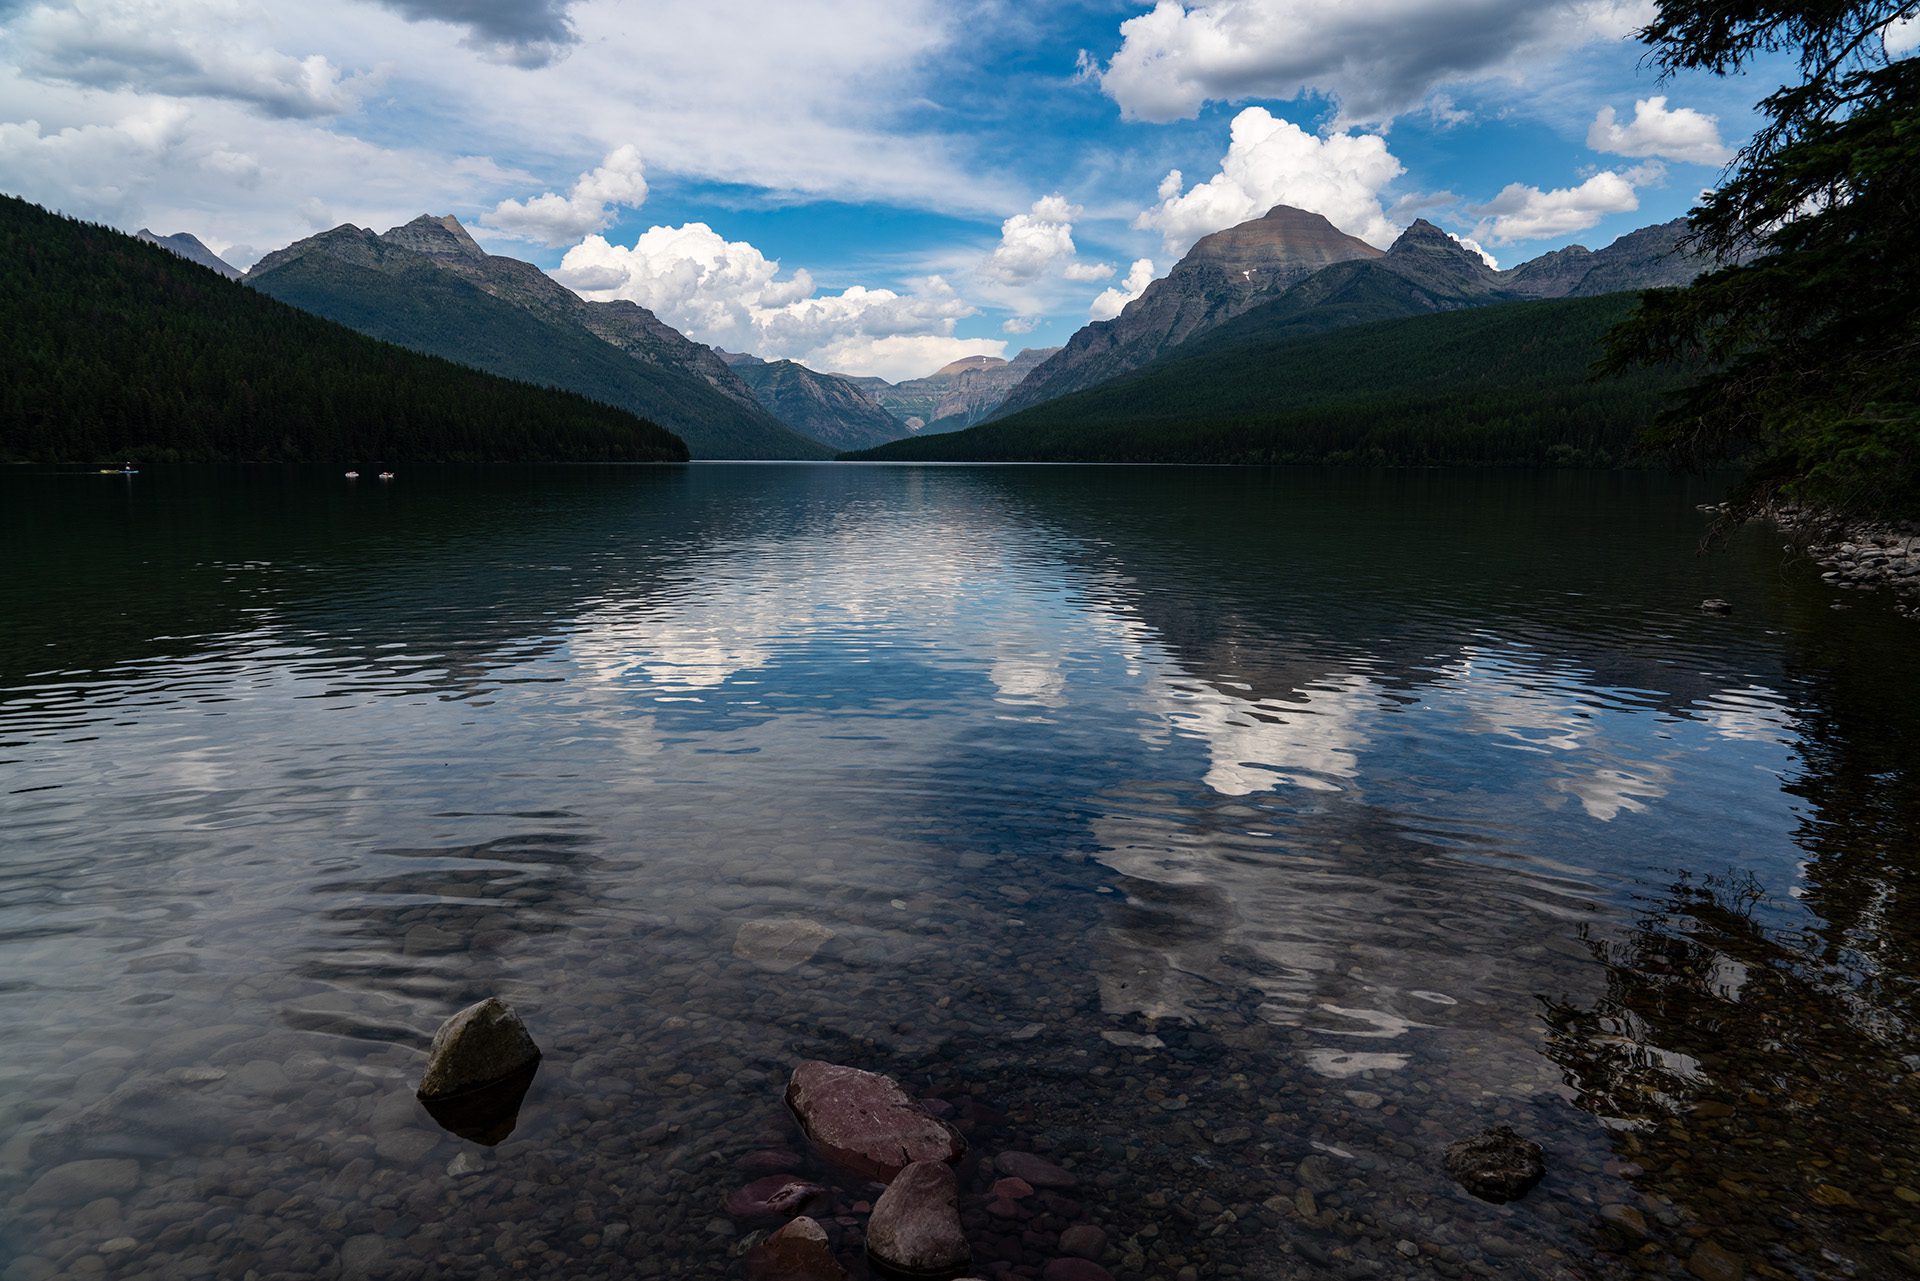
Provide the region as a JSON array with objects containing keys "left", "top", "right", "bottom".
[{"left": 1763, "top": 504, "right": 1920, "bottom": 618}]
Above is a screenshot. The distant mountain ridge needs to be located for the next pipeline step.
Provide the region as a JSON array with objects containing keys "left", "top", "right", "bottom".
[
  {"left": 247, "top": 216, "right": 829, "bottom": 459},
  {"left": 716, "top": 351, "right": 907, "bottom": 451},
  {"left": 135, "top": 229, "right": 240, "bottom": 279},
  {"left": 851, "top": 293, "right": 1689, "bottom": 468},
  {"left": 994, "top": 209, "right": 1710, "bottom": 418},
  {"left": 849, "top": 347, "right": 1062, "bottom": 433}
]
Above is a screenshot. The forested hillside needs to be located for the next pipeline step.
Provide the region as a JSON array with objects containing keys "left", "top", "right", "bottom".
[
  {"left": 851, "top": 295, "right": 1689, "bottom": 467},
  {"left": 0, "top": 197, "right": 689, "bottom": 464}
]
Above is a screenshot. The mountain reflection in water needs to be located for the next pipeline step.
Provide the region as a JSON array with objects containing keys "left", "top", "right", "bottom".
[{"left": 1, "top": 463, "right": 1915, "bottom": 1281}]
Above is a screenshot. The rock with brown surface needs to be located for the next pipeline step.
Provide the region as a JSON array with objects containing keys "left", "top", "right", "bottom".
[
  {"left": 867, "top": 1160, "right": 970, "bottom": 1279},
  {"left": 785, "top": 1061, "right": 963, "bottom": 1182},
  {"left": 1443, "top": 1125, "right": 1545, "bottom": 1203},
  {"left": 749, "top": 1216, "right": 845, "bottom": 1281}
]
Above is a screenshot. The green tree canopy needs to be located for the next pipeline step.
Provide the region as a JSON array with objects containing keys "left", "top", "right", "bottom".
[{"left": 1609, "top": 1, "right": 1920, "bottom": 519}]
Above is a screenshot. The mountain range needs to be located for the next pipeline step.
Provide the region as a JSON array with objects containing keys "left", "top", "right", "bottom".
[
  {"left": 246, "top": 216, "right": 829, "bottom": 460},
  {"left": 993, "top": 208, "right": 1707, "bottom": 419}
]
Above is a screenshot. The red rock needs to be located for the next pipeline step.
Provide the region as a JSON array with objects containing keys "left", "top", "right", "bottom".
[
  {"left": 986, "top": 1198, "right": 1024, "bottom": 1219},
  {"left": 786, "top": 1061, "right": 965, "bottom": 1182},
  {"left": 1042, "top": 1261, "right": 1113, "bottom": 1281},
  {"left": 738, "top": 1148, "right": 808, "bottom": 1174},
  {"left": 868, "top": 1160, "right": 971, "bottom": 1278},
  {"left": 990, "top": 1177, "right": 1034, "bottom": 1201},
  {"left": 1058, "top": 1224, "right": 1106, "bottom": 1259},
  {"left": 749, "top": 1216, "right": 845, "bottom": 1281},
  {"left": 994, "top": 1152, "right": 1076, "bottom": 1189},
  {"left": 727, "top": 1175, "right": 826, "bottom": 1220}
]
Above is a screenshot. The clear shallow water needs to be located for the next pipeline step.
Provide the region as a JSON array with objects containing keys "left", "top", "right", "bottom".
[{"left": 2, "top": 463, "right": 1917, "bottom": 1281}]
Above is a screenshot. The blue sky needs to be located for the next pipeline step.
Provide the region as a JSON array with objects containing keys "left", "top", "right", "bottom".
[{"left": 0, "top": 0, "right": 1843, "bottom": 380}]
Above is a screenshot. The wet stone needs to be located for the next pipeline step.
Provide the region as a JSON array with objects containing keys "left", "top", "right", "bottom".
[
  {"left": 25, "top": 1158, "right": 140, "bottom": 1207},
  {"left": 1688, "top": 1241, "right": 1745, "bottom": 1281},
  {"left": 735, "top": 919, "right": 837, "bottom": 973},
  {"left": 868, "top": 1160, "right": 970, "bottom": 1279},
  {"left": 750, "top": 1215, "right": 846, "bottom": 1281},
  {"left": 1059, "top": 1224, "right": 1107, "bottom": 1258},
  {"left": 727, "top": 1175, "right": 827, "bottom": 1221},
  {"left": 995, "top": 1151, "right": 1076, "bottom": 1189},
  {"left": 415, "top": 997, "right": 541, "bottom": 1102},
  {"left": 786, "top": 1061, "right": 963, "bottom": 1182},
  {"left": 1443, "top": 1126, "right": 1545, "bottom": 1204}
]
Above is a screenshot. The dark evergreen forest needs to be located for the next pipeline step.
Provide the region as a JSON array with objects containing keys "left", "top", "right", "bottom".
[{"left": 0, "top": 196, "right": 689, "bottom": 464}]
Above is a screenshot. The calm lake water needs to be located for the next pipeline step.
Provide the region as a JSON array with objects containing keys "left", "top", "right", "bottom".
[{"left": 2, "top": 464, "right": 1917, "bottom": 1281}]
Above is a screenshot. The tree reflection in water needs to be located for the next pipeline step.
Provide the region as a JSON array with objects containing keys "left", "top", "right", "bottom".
[{"left": 1544, "top": 871, "right": 1920, "bottom": 1279}]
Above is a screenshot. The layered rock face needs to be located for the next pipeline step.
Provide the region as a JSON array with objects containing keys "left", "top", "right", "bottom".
[
  {"left": 995, "top": 207, "right": 1382, "bottom": 416},
  {"left": 247, "top": 216, "right": 829, "bottom": 459}
]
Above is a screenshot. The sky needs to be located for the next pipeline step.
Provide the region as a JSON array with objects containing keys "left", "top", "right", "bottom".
[{"left": 1, "top": 0, "right": 1888, "bottom": 382}]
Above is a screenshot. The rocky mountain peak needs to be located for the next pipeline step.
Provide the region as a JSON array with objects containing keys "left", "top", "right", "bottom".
[
  {"left": 381, "top": 214, "right": 486, "bottom": 260},
  {"left": 135, "top": 228, "right": 242, "bottom": 280},
  {"left": 934, "top": 354, "right": 1007, "bottom": 377},
  {"left": 1179, "top": 204, "right": 1385, "bottom": 278}
]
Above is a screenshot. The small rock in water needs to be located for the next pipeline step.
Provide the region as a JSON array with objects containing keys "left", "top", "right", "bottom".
[
  {"left": 1443, "top": 1125, "right": 1545, "bottom": 1203},
  {"left": 415, "top": 997, "right": 541, "bottom": 1101},
  {"left": 734, "top": 919, "right": 836, "bottom": 973},
  {"left": 737, "top": 1148, "right": 808, "bottom": 1174},
  {"left": 1058, "top": 1224, "right": 1107, "bottom": 1258},
  {"left": 1700, "top": 599, "right": 1734, "bottom": 615},
  {"left": 994, "top": 1151, "right": 1077, "bottom": 1189},
  {"left": 25, "top": 1158, "right": 141, "bottom": 1207},
  {"left": 1099, "top": 1030, "right": 1163, "bottom": 1049},
  {"left": 1042, "top": 1261, "right": 1114, "bottom": 1281},
  {"left": 1687, "top": 1241, "right": 1745, "bottom": 1281},
  {"left": 750, "top": 1216, "right": 846, "bottom": 1281},
  {"left": 727, "top": 1175, "right": 827, "bottom": 1220},
  {"left": 867, "top": 1160, "right": 970, "bottom": 1279},
  {"left": 786, "top": 1061, "right": 963, "bottom": 1182},
  {"left": 1599, "top": 1202, "right": 1649, "bottom": 1239}
]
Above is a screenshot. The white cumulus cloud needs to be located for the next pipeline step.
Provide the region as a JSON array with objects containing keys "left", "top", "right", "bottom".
[
  {"left": 1134, "top": 107, "right": 1404, "bottom": 254},
  {"left": 1096, "top": 0, "right": 1658, "bottom": 128},
  {"left": 982, "top": 194, "right": 1084, "bottom": 283},
  {"left": 555, "top": 222, "right": 999, "bottom": 380},
  {"left": 480, "top": 145, "right": 649, "bottom": 246},
  {"left": 1090, "top": 258, "right": 1156, "bottom": 321},
  {"left": 1588, "top": 96, "right": 1731, "bottom": 166},
  {"left": 1470, "top": 164, "right": 1662, "bottom": 245},
  {"left": 1063, "top": 260, "right": 1116, "bottom": 282}
]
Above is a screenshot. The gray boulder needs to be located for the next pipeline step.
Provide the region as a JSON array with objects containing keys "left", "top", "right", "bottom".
[
  {"left": 867, "top": 1160, "right": 970, "bottom": 1279},
  {"left": 416, "top": 998, "right": 540, "bottom": 1101}
]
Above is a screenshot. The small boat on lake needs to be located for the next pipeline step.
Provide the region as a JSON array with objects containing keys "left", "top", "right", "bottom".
[
  {"left": 97, "top": 462, "right": 138, "bottom": 475},
  {"left": 377, "top": 471, "right": 395, "bottom": 480},
  {"left": 344, "top": 470, "right": 360, "bottom": 479}
]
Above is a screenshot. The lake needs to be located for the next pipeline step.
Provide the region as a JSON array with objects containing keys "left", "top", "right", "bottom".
[{"left": 2, "top": 463, "right": 1916, "bottom": 1281}]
